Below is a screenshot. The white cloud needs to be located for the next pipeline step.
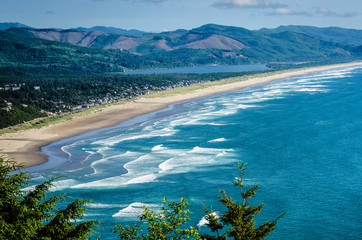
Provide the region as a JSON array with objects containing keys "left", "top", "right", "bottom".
[
  {"left": 266, "top": 7, "right": 312, "bottom": 16},
  {"left": 213, "top": 0, "right": 286, "bottom": 9},
  {"left": 317, "top": 8, "right": 329, "bottom": 15},
  {"left": 273, "top": 7, "right": 292, "bottom": 15},
  {"left": 316, "top": 8, "right": 358, "bottom": 18}
]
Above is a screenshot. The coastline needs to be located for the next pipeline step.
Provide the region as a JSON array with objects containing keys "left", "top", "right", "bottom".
[{"left": 1, "top": 62, "right": 362, "bottom": 168}]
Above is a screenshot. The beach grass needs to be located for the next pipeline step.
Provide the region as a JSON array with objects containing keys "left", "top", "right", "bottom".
[{"left": 0, "top": 99, "right": 133, "bottom": 136}]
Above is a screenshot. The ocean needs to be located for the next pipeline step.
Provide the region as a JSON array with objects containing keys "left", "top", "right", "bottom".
[{"left": 28, "top": 66, "right": 362, "bottom": 239}]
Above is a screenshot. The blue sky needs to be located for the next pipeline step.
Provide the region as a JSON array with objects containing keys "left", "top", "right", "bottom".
[{"left": 1, "top": 0, "right": 361, "bottom": 31}]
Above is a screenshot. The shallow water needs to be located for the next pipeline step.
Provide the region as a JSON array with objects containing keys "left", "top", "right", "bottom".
[{"left": 29, "top": 66, "right": 362, "bottom": 239}]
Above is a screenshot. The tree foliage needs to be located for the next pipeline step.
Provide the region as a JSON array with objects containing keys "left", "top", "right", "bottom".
[
  {"left": 113, "top": 197, "right": 200, "bottom": 240},
  {"left": 201, "top": 163, "right": 284, "bottom": 240},
  {"left": 0, "top": 155, "right": 99, "bottom": 239}
]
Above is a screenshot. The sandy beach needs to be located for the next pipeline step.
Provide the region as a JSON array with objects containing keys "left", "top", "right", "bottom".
[{"left": 1, "top": 62, "right": 361, "bottom": 168}]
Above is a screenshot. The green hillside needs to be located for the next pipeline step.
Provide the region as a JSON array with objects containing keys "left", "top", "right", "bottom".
[
  {"left": 0, "top": 31, "right": 151, "bottom": 75},
  {"left": 0, "top": 30, "right": 254, "bottom": 76},
  {"left": 191, "top": 24, "right": 354, "bottom": 62},
  {"left": 258, "top": 25, "right": 362, "bottom": 46},
  {"left": 4, "top": 23, "right": 360, "bottom": 71}
]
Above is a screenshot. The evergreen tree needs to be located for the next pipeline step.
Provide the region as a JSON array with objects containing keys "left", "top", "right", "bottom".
[
  {"left": 0, "top": 155, "right": 99, "bottom": 239},
  {"left": 113, "top": 197, "right": 200, "bottom": 240},
  {"left": 201, "top": 163, "right": 284, "bottom": 240}
]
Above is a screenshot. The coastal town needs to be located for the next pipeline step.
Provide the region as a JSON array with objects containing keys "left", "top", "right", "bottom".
[{"left": 0, "top": 77, "right": 209, "bottom": 129}]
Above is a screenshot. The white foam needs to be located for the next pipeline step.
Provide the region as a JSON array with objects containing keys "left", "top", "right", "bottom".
[
  {"left": 216, "top": 152, "right": 227, "bottom": 157},
  {"left": 197, "top": 212, "right": 219, "bottom": 227},
  {"left": 112, "top": 202, "right": 161, "bottom": 218},
  {"left": 71, "top": 176, "right": 125, "bottom": 189},
  {"left": 90, "top": 151, "right": 141, "bottom": 175},
  {"left": 208, "top": 138, "right": 227, "bottom": 143},
  {"left": 28, "top": 175, "right": 46, "bottom": 181},
  {"left": 152, "top": 144, "right": 167, "bottom": 151},
  {"left": 155, "top": 149, "right": 186, "bottom": 155},
  {"left": 88, "top": 203, "right": 126, "bottom": 209},
  {"left": 237, "top": 104, "right": 258, "bottom": 109},
  {"left": 21, "top": 185, "right": 36, "bottom": 192},
  {"left": 71, "top": 173, "right": 157, "bottom": 188},
  {"left": 63, "top": 167, "right": 85, "bottom": 173},
  {"left": 158, "top": 147, "right": 233, "bottom": 173},
  {"left": 49, "top": 179, "right": 78, "bottom": 191},
  {"left": 90, "top": 158, "right": 109, "bottom": 175},
  {"left": 294, "top": 88, "right": 328, "bottom": 92},
  {"left": 126, "top": 174, "right": 157, "bottom": 185},
  {"left": 60, "top": 145, "right": 73, "bottom": 162},
  {"left": 206, "top": 108, "right": 238, "bottom": 116},
  {"left": 169, "top": 117, "right": 193, "bottom": 127},
  {"left": 158, "top": 156, "right": 185, "bottom": 173},
  {"left": 92, "top": 127, "right": 177, "bottom": 146},
  {"left": 207, "top": 123, "right": 227, "bottom": 126},
  {"left": 78, "top": 149, "right": 101, "bottom": 164},
  {"left": 85, "top": 213, "right": 103, "bottom": 217},
  {"left": 189, "top": 146, "right": 232, "bottom": 154},
  {"left": 112, "top": 202, "right": 146, "bottom": 218},
  {"left": 123, "top": 154, "right": 158, "bottom": 175}
]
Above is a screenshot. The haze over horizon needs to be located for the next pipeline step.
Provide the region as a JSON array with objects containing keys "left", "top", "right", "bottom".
[{"left": 1, "top": 0, "right": 361, "bottom": 32}]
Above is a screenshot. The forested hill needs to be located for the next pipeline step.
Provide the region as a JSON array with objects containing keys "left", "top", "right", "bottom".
[
  {"left": 258, "top": 25, "right": 362, "bottom": 46},
  {"left": 3, "top": 23, "right": 362, "bottom": 73},
  {"left": 0, "top": 30, "right": 252, "bottom": 76}
]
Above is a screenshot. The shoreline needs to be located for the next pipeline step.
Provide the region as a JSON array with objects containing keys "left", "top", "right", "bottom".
[{"left": 1, "top": 62, "right": 362, "bottom": 168}]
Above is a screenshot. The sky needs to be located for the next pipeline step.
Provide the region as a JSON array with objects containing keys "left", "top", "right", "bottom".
[{"left": 1, "top": 0, "right": 361, "bottom": 32}]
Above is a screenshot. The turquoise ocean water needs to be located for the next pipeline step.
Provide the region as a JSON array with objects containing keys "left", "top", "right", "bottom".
[{"left": 28, "top": 66, "right": 362, "bottom": 239}]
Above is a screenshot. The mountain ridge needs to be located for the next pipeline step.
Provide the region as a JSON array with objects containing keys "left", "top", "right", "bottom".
[
  {"left": 1, "top": 23, "right": 361, "bottom": 77},
  {"left": 0, "top": 22, "right": 33, "bottom": 30},
  {"left": 258, "top": 25, "right": 362, "bottom": 46},
  {"left": 72, "top": 26, "right": 146, "bottom": 37},
  {"left": 4, "top": 23, "right": 360, "bottom": 61}
]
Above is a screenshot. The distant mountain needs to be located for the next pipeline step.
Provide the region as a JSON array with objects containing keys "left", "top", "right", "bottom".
[
  {"left": 73, "top": 26, "right": 147, "bottom": 37},
  {"left": 0, "top": 22, "right": 146, "bottom": 36},
  {"left": 0, "top": 30, "right": 250, "bottom": 76},
  {"left": 186, "top": 24, "right": 356, "bottom": 62},
  {"left": 258, "top": 25, "right": 362, "bottom": 46},
  {"left": 7, "top": 27, "right": 248, "bottom": 53},
  {"left": 0, "top": 31, "right": 151, "bottom": 75},
  {"left": 1, "top": 23, "right": 361, "bottom": 76},
  {"left": 0, "top": 22, "right": 32, "bottom": 30},
  {"left": 28, "top": 29, "right": 110, "bottom": 47}
]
